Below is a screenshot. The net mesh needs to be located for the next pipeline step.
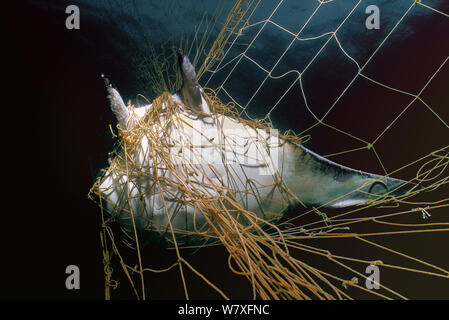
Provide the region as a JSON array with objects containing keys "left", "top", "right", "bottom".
[{"left": 89, "top": 0, "right": 448, "bottom": 299}]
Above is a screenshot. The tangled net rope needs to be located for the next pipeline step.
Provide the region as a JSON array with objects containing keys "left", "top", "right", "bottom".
[
  {"left": 89, "top": 88, "right": 448, "bottom": 300},
  {"left": 90, "top": 0, "right": 448, "bottom": 299}
]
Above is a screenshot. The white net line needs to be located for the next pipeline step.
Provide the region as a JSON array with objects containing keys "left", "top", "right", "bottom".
[
  {"left": 93, "top": 0, "right": 449, "bottom": 299},
  {"left": 201, "top": 0, "right": 448, "bottom": 178},
  {"left": 195, "top": 0, "right": 448, "bottom": 298}
]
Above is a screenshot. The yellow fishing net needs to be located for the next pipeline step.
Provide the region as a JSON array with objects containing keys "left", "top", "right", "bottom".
[{"left": 89, "top": 0, "right": 449, "bottom": 299}]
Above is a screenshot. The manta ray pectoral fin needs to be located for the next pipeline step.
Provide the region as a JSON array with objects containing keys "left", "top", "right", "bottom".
[
  {"left": 286, "top": 142, "right": 417, "bottom": 208},
  {"left": 102, "top": 73, "right": 131, "bottom": 129},
  {"left": 177, "top": 49, "right": 212, "bottom": 121}
]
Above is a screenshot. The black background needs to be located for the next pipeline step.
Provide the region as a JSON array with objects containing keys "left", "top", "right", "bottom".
[{"left": 3, "top": 1, "right": 448, "bottom": 300}]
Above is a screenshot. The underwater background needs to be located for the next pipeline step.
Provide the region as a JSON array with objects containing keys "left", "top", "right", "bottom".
[{"left": 4, "top": 0, "right": 448, "bottom": 299}]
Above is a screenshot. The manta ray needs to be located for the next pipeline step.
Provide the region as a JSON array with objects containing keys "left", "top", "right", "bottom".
[{"left": 94, "top": 49, "right": 414, "bottom": 246}]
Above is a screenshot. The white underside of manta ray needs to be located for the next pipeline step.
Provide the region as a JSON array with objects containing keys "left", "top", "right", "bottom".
[{"left": 96, "top": 49, "right": 414, "bottom": 246}]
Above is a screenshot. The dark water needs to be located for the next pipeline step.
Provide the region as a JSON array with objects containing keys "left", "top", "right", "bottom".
[{"left": 4, "top": 0, "right": 448, "bottom": 299}]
